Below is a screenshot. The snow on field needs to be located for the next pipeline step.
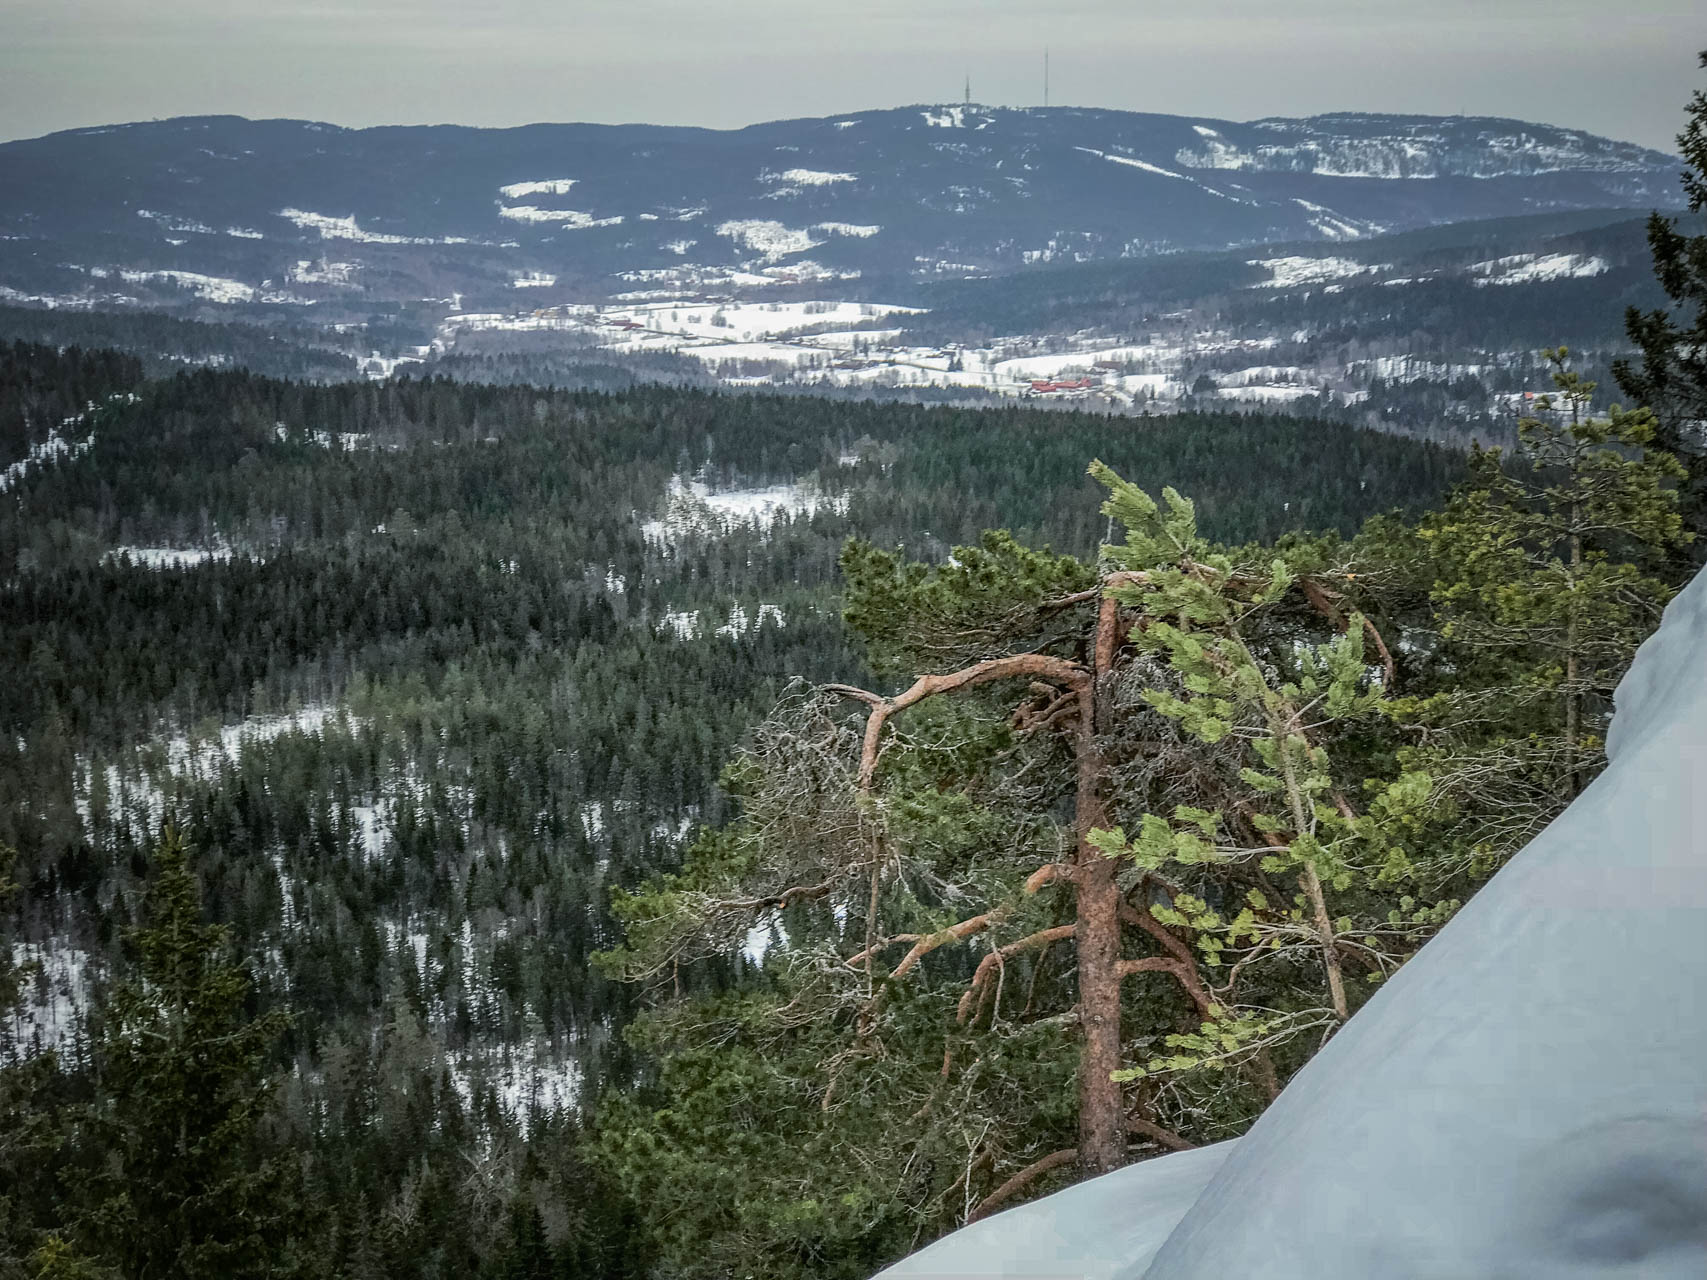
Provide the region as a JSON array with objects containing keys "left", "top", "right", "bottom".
[
  {"left": 808, "top": 327, "right": 905, "bottom": 348},
  {"left": 118, "top": 269, "right": 258, "bottom": 303},
  {"left": 7, "top": 941, "right": 91, "bottom": 1058},
  {"left": 226, "top": 226, "right": 265, "bottom": 240},
  {"left": 816, "top": 222, "right": 882, "bottom": 237},
  {"left": 278, "top": 208, "right": 452, "bottom": 246},
  {"left": 1249, "top": 256, "right": 1380, "bottom": 288},
  {"left": 287, "top": 259, "right": 360, "bottom": 286},
  {"left": 106, "top": 545, "right": 237, "bottom": 569},
  {"left": 1470, "top": 252, "right": 1609, "bottom": 285},
  {"left": 716, "top": 219, "right": 823, "bottom": 260},
  {"left": 766, "top": 168, "right": 857, "bottom": 186},
  {"left": 642, "top": 476, "right": 847, "bottom": 548},
  {"left": 512, "top": 271, "right": 557, "bottom": 288},
  {"left": 500, "top": 206, "right": 624, "bottom": 230},
  {"left": 1216, "top": 383, "right": 1322, "bottom": 403},
  {"left": 629, "top": 299, "right": 919, "bottom": 341},
  {"left": 498, "top": 178, "right": 577, "bottom": 199},
  {"left": 1119, "top": 373, "right": 1181, "bottom": 398}
]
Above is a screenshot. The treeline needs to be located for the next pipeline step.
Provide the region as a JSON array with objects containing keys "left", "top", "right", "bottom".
[{"left": 0, "top": 308, "right": 360, "bottom": 383}]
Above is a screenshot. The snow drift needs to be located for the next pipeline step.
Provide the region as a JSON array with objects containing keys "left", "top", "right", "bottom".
[{"left": 877, "top": 567, "right": 1707, "bottom": 1279}]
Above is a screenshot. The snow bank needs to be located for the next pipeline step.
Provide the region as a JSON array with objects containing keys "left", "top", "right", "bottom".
[{"left": 879, "top": 565, "right": 1707, "bottom": 1278}]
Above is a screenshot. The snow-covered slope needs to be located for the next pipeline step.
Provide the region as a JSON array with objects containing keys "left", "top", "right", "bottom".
[
  {"left": 0, "top": 108, "right": 1679, "bottom": 312},
  {"left": 878, "top": 565, "right": 1707, "bottom": 1278}
]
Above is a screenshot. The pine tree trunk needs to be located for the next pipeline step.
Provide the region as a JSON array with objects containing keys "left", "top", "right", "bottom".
[
  {"left": 1073, "top": 606, "right": 1125, "bottom": 1177},
  {"left": 1565, "top": 526, "right": 1583, "bottom": 798}
]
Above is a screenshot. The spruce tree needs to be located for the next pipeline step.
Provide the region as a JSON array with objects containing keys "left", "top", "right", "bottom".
[
  {"left": 1407, "top": 350, "right": 1686, "bottom": 859},
  {"left": 1615, "top": 51, "right": 1707, "bottom": 545},
  {"left": 73, "top": 834, "right": 302, "bottom": 1280}
]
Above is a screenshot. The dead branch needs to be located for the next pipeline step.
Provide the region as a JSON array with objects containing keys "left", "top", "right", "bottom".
[
  {"left": 1024, "top": 863, "right": 1065, "bottom": 894},
  {"left": 967, "top": 1148, "right": 1079, "bottom": 1223},
  {"left": 829, "top": 653, "right": 1089, "bottom": 794},
  {"left": 891, "top": 911, "right": 1004, "bottom": 979},
  {"left": 1117, "top": 901, "right": 1217, "bottom": 1016},
  {"left": 710, "top": 879, "right": 837, "bottom": 913},
  {"left": 955, "top": 924, "right": 1077, "bottom": 1024},
  {"left": 1125, "top": 1114, "right": 1197, "bottom": 1152}
]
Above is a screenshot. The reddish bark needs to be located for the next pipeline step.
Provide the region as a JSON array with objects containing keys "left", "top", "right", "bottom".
[
  {"left": 1074, "top": 623, "right": 1127, "bottom": 1178},
  {"left": 968, "top": 1148, "right": 1078, "bottom": 1223}
]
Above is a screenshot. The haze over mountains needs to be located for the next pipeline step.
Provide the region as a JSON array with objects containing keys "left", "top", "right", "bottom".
[{"left": 0, "top": 106, "right": 1682, "bottom": 313}]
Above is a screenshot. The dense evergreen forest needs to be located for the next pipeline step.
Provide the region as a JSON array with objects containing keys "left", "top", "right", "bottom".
[{"left": 0, "top": 341, "right": 1472, "bottom": 1277}]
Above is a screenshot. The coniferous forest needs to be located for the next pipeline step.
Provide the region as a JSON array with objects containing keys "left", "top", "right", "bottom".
[{"left": 5, "top": 61, "right": 1707, "bottom": 1280}]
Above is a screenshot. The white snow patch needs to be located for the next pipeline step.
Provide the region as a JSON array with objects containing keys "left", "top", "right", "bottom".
[
  {"left": 1075, "top": 147, "right": 1189, "bottom": 181},
  {"left": 815, "top": 222, "right": 882, "bottom": 238},
  {"left": 765, "top": 168, "right": 857, "bottom": 186},
  {"left": 1470, "top": 252, "right": 1610, "bottom": 286},
  {"left": 286, "top": 260, "right": 360, "bottom": 286},
  {"left": 498, "top": 178, "right": 578, "bottom": 199},
  {"left": 715, "top": 219, "right": 823, "bottom": 261},
  {"left": 278, "top": 208, "right": 443, "bottom": 246},
  {"left": 1, "top": 427, "right": 96, "bottom": 493},
  {"left": 118, "top": 269, "right": 257, "bottom": 304},
  {"left": 7, "top": 941, "right": 91, "bottom": 1058},
  {"left": 642, "top": 476, "right": 847, "bottom": 548},
  {"left": 1248, "top": 256, "right": 1380, "bottom": 289},
  {"left": 106, "top": 545, "right": 237, "bottom": 569},
  {"left": 499, "top": 206, "right": 625, "bottom": 230}
]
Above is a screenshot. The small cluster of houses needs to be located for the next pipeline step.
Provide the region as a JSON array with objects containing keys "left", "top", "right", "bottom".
[{"left": 1026, "top": 376, "right": 1099, "bottom": 395}]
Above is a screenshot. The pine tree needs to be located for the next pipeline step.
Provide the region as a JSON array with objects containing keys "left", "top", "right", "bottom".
[
  {"left": 73, "top": 833, "right": 302, "bottom": 1280},
  {"left": 1406, "top": 350, "right": 1686, "bottom": 860},
  {"left": 1085, "top": 466, "right": 1443, "bottom": 1092},
  {"left": 1615, "top": 51, "right": 1707, "bottom": 545}
]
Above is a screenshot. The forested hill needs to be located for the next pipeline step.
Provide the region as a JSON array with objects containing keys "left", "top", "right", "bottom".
[
  {"left": 0, "top": 108, "right": 1679, "bottom": 313},
  {"left": 1, "top": 341, "right": 1462, "bottom": 1274}
]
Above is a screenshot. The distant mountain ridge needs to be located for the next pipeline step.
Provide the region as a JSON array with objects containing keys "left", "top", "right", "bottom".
[{"left": 0, "top": 106, "right": 1682, "bottom": 313}]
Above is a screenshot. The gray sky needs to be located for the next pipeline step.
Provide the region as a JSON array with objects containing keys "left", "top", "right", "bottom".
[{"left": 1, "top": 0, "right": 1700, "bottom": 150}]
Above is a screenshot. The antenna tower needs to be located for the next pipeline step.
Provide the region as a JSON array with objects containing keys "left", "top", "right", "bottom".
[{"left": 1045, "top": 48, "right": 1050, "bottom": 108}]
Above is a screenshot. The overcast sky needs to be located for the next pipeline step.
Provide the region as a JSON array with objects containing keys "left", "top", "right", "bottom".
[{"left": 1, "top": 0, "right": 1700, "bottom": 150}]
